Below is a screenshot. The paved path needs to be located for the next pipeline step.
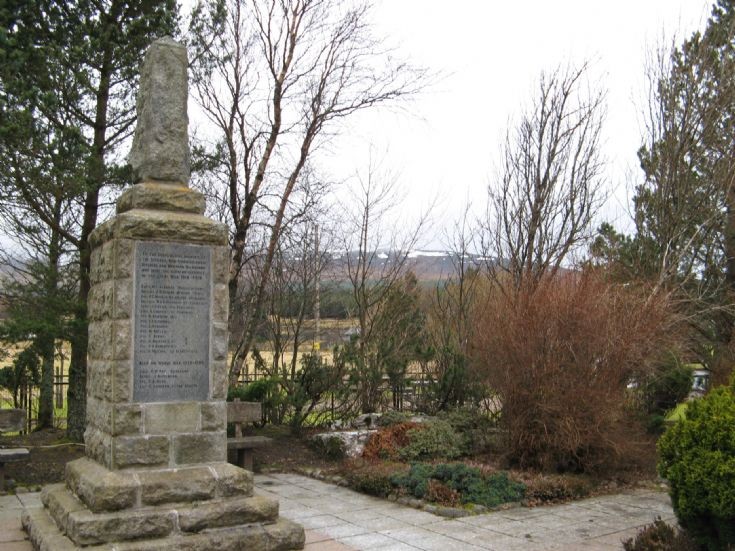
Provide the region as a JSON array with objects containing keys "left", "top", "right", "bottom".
[
  {"left": 256, "top": 473, "right": 675, "bottom": 551},
  {"left": 0, "top": 491, "right": 41, "bottom": 550},
  {"left": 0, "top": 474, "right": 674, "bottom": 550}
]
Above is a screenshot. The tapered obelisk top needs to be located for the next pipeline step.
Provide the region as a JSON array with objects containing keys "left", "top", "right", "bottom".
[{"left": 129, "top": 37, "right": 190, "bottom": 185}]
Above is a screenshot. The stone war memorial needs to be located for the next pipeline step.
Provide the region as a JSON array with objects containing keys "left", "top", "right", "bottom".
[{"left": 22, "top": 37, "right": 304, "bottom": 551}]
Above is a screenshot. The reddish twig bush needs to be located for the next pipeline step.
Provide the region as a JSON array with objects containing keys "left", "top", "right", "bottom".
[
  {"left": 425, "top": 479, "right": 462, "bottom": 507},
  {"left": 471, "top": 273, "right": 678, "bottom": 473},
  {"left": 362, "top": 422, "right": 418, "bottom": 461}
]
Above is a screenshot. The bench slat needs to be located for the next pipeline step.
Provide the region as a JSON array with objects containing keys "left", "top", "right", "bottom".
[
  {"left": 225, "top": 401, "right": 266, "bottom": 471},
  {"left": 227, "top": 400, "right": 261, "bottom": 424},
  {"left": 0, "top": 409, "right": 26, "bottom": 432},
  {"left": 227, "top": 436, "right": 272, "bottom": 449},
  {"left": 0, "top": 448, "right": 30, "bottom": 462}
]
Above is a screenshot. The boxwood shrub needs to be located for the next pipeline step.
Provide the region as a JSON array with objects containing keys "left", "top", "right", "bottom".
[
  {"left": 657, "top": 380, "right": 735, "bottom": 550},
  {"left": 398, "top": 419, "right": 464, "bottom": 462}
]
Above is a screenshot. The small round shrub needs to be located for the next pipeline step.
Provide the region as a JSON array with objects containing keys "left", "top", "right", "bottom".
[
  {"left": 391, "top": 463, "right": 434, "bottom": 499},
  {"left": 432, "top": 463, "right": 525, "bottom": 507},
  {"left": 398, "top": 419, "right": 464, "bottom": 461},
  {"left": 622, "top": 518, "right": 698, "bottom": 551},
  {"left": 310, "top": 435, "right": 347, "bottom": 461},
  {"left": 437, "top": 408, "right": 497, "bottom": 454},
  {"left": 658, "top": 380, "right": 735, "bottom": 550},
  {"left": 437, "top": 408, "right": 489, "bottom": 432},
  {"left": 343, "top": 461, "right": 408, "bottom": 497},
  {"left": 377, "top": 410, "right": 412, "bottom": 427}
]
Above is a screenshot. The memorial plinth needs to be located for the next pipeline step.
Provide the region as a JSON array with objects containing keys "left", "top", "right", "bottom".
[
  {"left": 22, "top": 38, "right": 304, "bottom": 551},
  {"left": 81, "top": 188, "right": 229, "bottom": 472}
]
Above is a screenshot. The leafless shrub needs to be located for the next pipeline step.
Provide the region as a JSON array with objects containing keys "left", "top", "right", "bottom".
[{"left": 471, "top": 272, "right": 679, "bottom": 473}]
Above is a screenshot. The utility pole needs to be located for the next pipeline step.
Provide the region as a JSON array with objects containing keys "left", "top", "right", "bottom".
[{"left": 313, "top": 223, "right": 321, "bottom": 358}]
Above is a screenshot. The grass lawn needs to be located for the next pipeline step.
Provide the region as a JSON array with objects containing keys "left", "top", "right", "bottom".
[{"left": 666, "top": 401, "right": 688, "bottom": 422}]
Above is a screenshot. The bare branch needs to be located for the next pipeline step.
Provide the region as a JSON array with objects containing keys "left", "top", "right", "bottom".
[{"left": 484, "top": 63, "right": 606, "bottom": 291}]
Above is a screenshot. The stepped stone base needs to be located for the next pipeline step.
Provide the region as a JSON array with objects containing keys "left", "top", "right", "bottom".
[
  {"left": 22, "top": 458, "right": 304, "bottom": 550},
  {"left": 23, "top": 507, "right": 304, "bottom": 551}
]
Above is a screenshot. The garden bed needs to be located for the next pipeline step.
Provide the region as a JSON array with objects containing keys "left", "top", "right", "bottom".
[
  {"left": 300, "top": 411, "right": 661, "bottom": 513},
  {"left": 1, "top": 417, "right": 660, "bottom": 514}
]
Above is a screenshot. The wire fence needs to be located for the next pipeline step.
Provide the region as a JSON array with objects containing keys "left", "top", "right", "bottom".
[
  {"left": 234, "top": 359, "right": 442, "bottom": 418},
  {"left": 2, "top": 352, "right": 482, "bottom": 432}
]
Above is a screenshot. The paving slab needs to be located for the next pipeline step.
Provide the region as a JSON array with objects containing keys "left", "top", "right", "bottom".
[
  {"left": 299, "top": 513, "right": 352, "bottom": 530},
  {"left": 2, "top": 473, "right": 676, "bottom": 551},
  {"left": 339, "top": 532, "right": 408, "bottom": 549},
  {"left": 0, "top": 494, "right": 32, "bottom": 550},
  {"left": 259, "top": 473, "right": 677, "bottom": 551}
]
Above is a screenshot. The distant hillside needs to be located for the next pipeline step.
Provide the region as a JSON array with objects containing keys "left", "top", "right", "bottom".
[{"left": 325, "top": 250, "right": 488, "bottom": 283}]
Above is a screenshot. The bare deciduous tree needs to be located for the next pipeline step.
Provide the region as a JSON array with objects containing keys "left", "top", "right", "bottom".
[
  {"left": 424, "top": 204, "right": 484, "bottom": 411},
  {"left": 187, "top": 0, "right": 427, "bottom": 384},
  {"left": 262, "top": 215, "right": 332, "bottom": 382},
  {"left": 484, "top": 64, "right": 606, "bottom": 291},
  {"left": 341, "top": 157, "right": 430, "bottom": 413}
]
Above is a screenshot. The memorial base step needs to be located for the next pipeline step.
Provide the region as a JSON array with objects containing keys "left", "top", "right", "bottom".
[
  {"left": 23, "top": 506, "right": 304, "bottom": 551},
  {"left": 40, "top": 483, "right": 280, "bottom": 546},
  {"left": 23, "top": 459, "right": 304, "bottom": 550},
  {"left": 65, "top": 458, "right": 253, "bottom": 513}
]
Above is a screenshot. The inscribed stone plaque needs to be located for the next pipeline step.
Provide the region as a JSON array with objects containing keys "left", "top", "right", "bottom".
[{"left": 134, "top": 242, "right": 211, "bottom": 402}]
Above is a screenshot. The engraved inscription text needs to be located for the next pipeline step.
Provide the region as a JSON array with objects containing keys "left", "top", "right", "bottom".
[{"left": 134, "top": 242, "right": 211, "bottom": 402}]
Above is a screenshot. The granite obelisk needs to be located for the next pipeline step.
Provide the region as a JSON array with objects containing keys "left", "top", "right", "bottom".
[{"left": 22, "top": 37, "right": 304, "bottom": 551}]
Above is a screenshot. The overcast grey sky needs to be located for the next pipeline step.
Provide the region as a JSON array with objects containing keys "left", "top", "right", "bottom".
[{"left": 318, "top": 0, "right": 713, "bottom": 248}]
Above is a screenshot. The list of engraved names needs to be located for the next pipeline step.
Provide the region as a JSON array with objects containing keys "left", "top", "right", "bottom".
[{"left": 133, "top": 242, "right": 211, "bottom": 402}]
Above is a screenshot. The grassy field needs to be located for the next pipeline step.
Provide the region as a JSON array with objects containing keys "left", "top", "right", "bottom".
[
  {"left": 666, "top": 402, "right": 688, "bottom": 422},
  {"left": 236, "top": 348, "right": 336, "bottom": 379},
  {"left": 0, "top": 341, "right": 70, "bottom": 425}
]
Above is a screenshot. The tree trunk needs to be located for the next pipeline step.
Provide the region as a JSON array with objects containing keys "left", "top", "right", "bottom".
[
  {"left": 66, "top": 26, "right": 113, "bottom": 440},
  {"left": 37, "top": 334, "right": 55, "bottom": 429},
  {"left": 37, "top": 198, "right": 63, "bottom": 429},
  {"left": 715, "top": 179, "right": 735, "bottom": 384},
  {"left": 725, "top": 182, "right": 735, "bottom": 301},
  {"left": 66, "top": 240, "right": 91, "bottom": 441}
]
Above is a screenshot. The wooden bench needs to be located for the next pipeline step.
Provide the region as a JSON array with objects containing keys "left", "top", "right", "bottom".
[
  {"left": 0, "top": 409, "right": 30, "bottom": 491},
  {"left": 226, "top": 399, "right": 272, "bottom": 471}
]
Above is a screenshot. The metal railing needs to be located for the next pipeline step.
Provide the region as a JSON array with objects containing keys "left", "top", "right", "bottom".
[{"left": 0, "top": 373, "right": 69, "bottom": 432}]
